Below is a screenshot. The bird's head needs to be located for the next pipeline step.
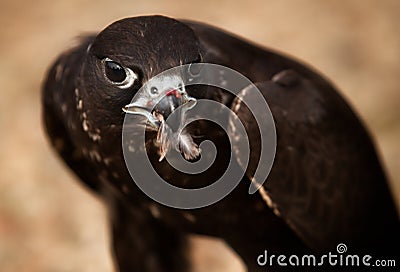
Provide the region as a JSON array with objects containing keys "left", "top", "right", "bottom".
[{"left": 76, "top": 16, "right": 204, "bottom": 160}]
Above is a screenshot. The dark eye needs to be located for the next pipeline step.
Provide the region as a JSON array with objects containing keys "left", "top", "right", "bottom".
[
  {"left": 102, "top": 58, "right": 138, "bottom": 89},
  {"left": 188, "top": 54, "right": 203, "bottom": 77},
  {"left": 104, "top": 59, "right": 126, "bottom": 83},
  {"left": 188, "top": 63, "right": 202, "bottom": 77}
]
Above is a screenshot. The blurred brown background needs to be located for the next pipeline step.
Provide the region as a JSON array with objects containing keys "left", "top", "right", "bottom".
[{"left": 0, "top": 0, "right": 399, "bottom": 271}]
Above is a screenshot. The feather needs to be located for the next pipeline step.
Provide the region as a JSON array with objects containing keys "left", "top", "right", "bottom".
[
  {"left": 176, "top": 132, "right": 200, "bottom": 160},
  {"left": 156, "top": 120, "right": 172, "bottom": 162}
]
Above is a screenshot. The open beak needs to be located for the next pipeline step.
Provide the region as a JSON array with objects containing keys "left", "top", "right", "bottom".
[
  {"left": 123, "top": 102, "right": 160, "bottom": 128},
  {"left": 123, "top": 85, "right": 196, "bottom": 129},
  {"left": 123, "top": 76, "right": 200, "bottom": 161}
]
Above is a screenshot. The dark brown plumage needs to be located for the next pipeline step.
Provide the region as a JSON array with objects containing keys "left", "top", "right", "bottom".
[{"left": 42, "top": 15, "right": 399, "bottom": 271}]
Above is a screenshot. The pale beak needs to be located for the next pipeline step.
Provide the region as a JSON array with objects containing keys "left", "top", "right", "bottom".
[
  {"left": 123, "top": 102, "right": 160, "bottom": 128},
  {"left": 123, "top": 87, "right": 197, "bottom": 129}
]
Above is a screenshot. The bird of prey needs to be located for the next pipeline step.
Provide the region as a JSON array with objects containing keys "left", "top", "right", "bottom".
[{"left": 42, "top": 15, "right": 399, "bottom": 271}]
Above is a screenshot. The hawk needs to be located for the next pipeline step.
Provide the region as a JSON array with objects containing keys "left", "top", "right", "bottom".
[{"left": 42, "top": 15, "right": 399, "bottom": 271}]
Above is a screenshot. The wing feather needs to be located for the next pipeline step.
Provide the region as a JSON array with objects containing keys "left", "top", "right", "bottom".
[{"left": 230, "top": 69, "right": 399, "bottom": 251}]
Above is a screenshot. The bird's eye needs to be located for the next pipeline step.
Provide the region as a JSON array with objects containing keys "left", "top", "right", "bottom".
[
  {"left": 187, "top": 54, "right": 203, "bottom": 78},
  {"left": 105, "top": 60, "right": 126, "bottom": 82},
  {"left": 102, "top": 58, "right": 138, "bottom": 89},
  {"left": 188, "top": 63, "right": 202, "bottom": 78}
]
